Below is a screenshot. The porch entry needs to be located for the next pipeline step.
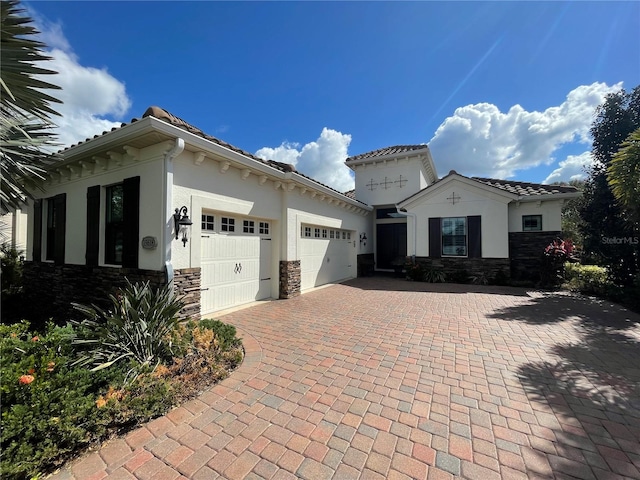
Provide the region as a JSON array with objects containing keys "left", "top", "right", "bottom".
[{"left": 376, "top": 223, "right": 407, "bottom": 270}]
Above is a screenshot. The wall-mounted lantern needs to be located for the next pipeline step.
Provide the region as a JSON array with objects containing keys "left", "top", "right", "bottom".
[
  {"left": 360, "top": 233, "right": 367, "bottom": 247},
  {"left": 173, "top": 206, "right": 193, "bottom": 247}
]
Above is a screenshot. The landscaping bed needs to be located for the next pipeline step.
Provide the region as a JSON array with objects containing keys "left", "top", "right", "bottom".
[{"left": 0, "top": 281, "right": 243, "bottom": 480}]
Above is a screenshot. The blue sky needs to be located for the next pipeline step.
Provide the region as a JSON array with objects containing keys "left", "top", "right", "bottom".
[{"left": 27, "top": 1, "right": 639, "bottom": 192}]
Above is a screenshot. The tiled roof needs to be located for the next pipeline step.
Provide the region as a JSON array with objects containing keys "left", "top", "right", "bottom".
[
  {"left": 471, "top": 177, "right": 579, "bottom": 196},
  {"left": 343, "top": 189, "right": 356, "bottom": 199},
  {"left": 59, "top": 106, "right": 365, "bottom": 204},
  {"left": 346, "top": 145, "right": 428, "bottom": 163},
  {"left": 142, "top": 106, "right": 297, "bottom": 173}
]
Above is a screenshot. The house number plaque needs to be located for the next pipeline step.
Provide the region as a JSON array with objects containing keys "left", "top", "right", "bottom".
[{"left": 142, "top": 236, "right": 158, "bottom": 249}]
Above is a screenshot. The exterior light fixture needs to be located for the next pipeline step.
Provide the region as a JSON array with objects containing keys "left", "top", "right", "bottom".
[
  {"left": 360, "top": 233, "right": 367, "bottom": 247},
  {"left": 173, "top": 206, "right": 193, "bottom": 247}
]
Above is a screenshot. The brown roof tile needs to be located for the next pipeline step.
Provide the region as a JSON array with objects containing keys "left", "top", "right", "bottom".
[
  {"left": 346, "top": 145, "right": 428, "bottom": 163},
  {"left": 59, "top": 106, "right": 364, "bottom": 204},
  {"left": 471, "top": 177, "right": 579, "bottom": 196}
]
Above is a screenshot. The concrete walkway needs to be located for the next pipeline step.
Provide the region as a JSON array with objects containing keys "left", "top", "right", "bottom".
[{"left": 53, "top": 277, "right": 640, "bottom": 479}]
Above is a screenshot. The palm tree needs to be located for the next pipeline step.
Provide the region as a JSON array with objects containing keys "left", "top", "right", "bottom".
[
  {"left": 1, "top": 0, "right": 62, "bottom": 214},
  {"left": 607, "top": 128, "right": 640, "bottom": 224}
]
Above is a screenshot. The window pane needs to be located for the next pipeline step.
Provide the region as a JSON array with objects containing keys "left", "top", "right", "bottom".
[
  {"left": 105, "top": 185, "right": 124, "bottom": 264},
  {"left": 442, "top": 217, "right": 466, "bottom": 256},
  {"left": 523, "top": 215, "right": 542, "bottom": 231}
]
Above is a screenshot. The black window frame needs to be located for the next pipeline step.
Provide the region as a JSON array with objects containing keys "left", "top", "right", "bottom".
[
  {"left": 259, "top": 221, "right": 270, "bottom": 235},
  {"left": 522, "top": 215, "right": 542, "bottom": 231},
  {"left": 243, "top": 220, "right": 255, "bottom": 233},
  {"left": 221, "top": 217, "right": 235, "bottom": 232},
  {"left": 105, "top": 184, "right": 124, "bottom": 265},
  {"left": 442, "top": 217, "right": 467, "bottom": 257},
  {"left": 202, "top": 214, "right": 215, "bottom": 231}
]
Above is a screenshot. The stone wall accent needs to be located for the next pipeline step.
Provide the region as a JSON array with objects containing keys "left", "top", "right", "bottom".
[
  {"left": 357, "top": 253, "right": 375, "bottom": 277},
  {"left": 509, "top": 231, "right": 562, "bottom": 281},
  {"left": 22, "top": 262, "right": 200, "bottom": 323},
  {"left": 279, "top": 260, "right": 301, "bottom": 299},
  {"left": 413, "top": 256, "right": 511, "bottom": 280},
  {"left": 173, "top": 268, "right": 201, "bottom": 320}
]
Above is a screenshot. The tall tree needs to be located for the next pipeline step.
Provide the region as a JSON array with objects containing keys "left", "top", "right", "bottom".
[
  {"left": 1, "top": 0, "right": 61, "bottom": 214},
  {"left": 580, "top": 86, "right": 640, "bottom": 285},
  {"left": 608, "top": 128, "right": 640, "bottom": 223}
]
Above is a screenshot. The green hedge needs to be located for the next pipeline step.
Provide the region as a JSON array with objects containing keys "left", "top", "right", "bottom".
[{"left": 563, "top": 263, "right": 612, "bottom": 295}]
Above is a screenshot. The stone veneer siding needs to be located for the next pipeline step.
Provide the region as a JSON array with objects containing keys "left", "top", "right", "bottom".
[
  {"left": 279, "top": 260, "right": 301, "bottom": 299},
  {"left": 413, "top": 257, "right": 511, "bottom": 280},
  {"left": 172, "top": 268, "right": 201, "bottom": 320},
  {"left": 22, "top": 262, "right": 200, "bottom": 322},
  {"left": 509, "top": 231, "right": 562, "bottom": 281}
]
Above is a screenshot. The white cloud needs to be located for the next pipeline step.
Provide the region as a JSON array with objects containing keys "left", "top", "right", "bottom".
[
  {"left": 543, "top": 151, "right": 593, "bottom": 184},
  {"left": 29, "top": 11, "right": 131, "bottom": 148},
  {"left": 428, "top": 82, "right": 623, "bottom": 179},
  {"left": 256, "top": 128, "right": 355, "bottom": 192}
]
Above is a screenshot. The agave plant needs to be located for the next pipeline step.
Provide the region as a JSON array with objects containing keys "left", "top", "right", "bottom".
[{"left": 72, "top": 279, "right": 185, "bottom": 382}]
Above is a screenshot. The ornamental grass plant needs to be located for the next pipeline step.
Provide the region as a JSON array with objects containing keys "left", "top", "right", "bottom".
[{"left": 1, "top": 281, "right": 244, "bottom": 479}]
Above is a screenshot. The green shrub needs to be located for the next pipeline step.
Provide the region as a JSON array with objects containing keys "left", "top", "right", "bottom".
[
  {"left": 470, "top": 272, "right": 489, "bottom": 285},
  {"left": 0, "top": 316, "right": 244, "bottom": 479},
  {"left": 0, "top": 322, "right": 123, "bottom": 479},
  {"left": 0, "top": 242, "right": 23, "bottom": 298},
  {"left": 72, "top": 279, "right": 184, "bottom": 381},
  {"left": 563, "top": 263, "right": 611, "bottom": 295},
  {"left": 200, "top": 318, "right": 242, "bottom": 350},
  {"left": 405, "top": 262, "right": 425, "bottom": 281},
  {"left": 491, "top": 269, "right": 510, "bottom": 286},
  {"left": 449, "top": 269, "right": 470, "bottom": 284},
  {"left": 424, "top": 267, "right": 446, "bottom": 283}
]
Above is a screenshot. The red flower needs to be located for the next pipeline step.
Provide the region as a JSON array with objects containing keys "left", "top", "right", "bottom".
[
  {"left": 28, "top": 368, "right": 35, "bottom": 374},
  {"left": 19, "top": 375, "right": 35, "bottom": 385},
  {"left": 31, "top": 336, "right": 39, "bottom": 342}
]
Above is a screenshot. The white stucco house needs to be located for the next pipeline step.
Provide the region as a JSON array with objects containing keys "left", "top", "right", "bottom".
[{"left": 20, "top": 106, "right": 579, "bottom": 319}]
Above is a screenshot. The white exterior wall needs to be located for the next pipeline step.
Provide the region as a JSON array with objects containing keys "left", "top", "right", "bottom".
[
  {"left": 25, "top": 151, "right": 166, "bottom": 270},
  {"left": 508, "top": 200, "right": 563, "bottom": 232},
  {"left": 1, "top": 210, "right": 28, "bottom": 250},
  {"left": 172, "top": 151, "right": 284, "bottom": 269},
  {"left": 172, "top": 150, "right": 371, "bottom": 296},
  {"left": 285, "top": 192, "right": 371, "bottom": 259},
  {"left": 353, "top": 158, "right": 428, "bottom": 206},
  {"left": 404, "top": 181, "right": 512, "bottom": 258}
]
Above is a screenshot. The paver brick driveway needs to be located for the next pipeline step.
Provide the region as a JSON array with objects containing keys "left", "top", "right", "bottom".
[{"left": 56, "top": 277, "right": 640, "bottom": 479}]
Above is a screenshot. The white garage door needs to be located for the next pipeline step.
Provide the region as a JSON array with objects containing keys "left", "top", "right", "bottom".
[
  {"left": 200, "top": 215, "right": 272, "bottom": 315},
  {"left": 300, "top": 226, "right": 355, "bottom": 291}
]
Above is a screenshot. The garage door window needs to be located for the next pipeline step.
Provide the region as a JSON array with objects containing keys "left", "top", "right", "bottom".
[
  {"left": 314, "top": 228, "right": 321, "bottom": 238},
  {"left": 222, "top": 217, "right": 235, "bottom": 232},
  {"left": 243, "top": 220, "right": 255, "bottom": 233},
  {"left": 260, "top": 222, "right": 270, "bottom": 235},
  {"left": 202, "top": 214, "right": 215, "bottom": 231}
]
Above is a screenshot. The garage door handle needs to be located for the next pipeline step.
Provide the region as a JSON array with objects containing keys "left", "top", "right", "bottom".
[
  {"left": 200, "top": 288, "right": 209, "bottom": 291},
  {"left": 234, "top": 263, "right": 242, "bottom": 274}
]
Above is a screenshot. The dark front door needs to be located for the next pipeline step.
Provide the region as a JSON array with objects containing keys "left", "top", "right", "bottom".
[{"left": 376, "top": 223, "right": 407, "bottom": 269}]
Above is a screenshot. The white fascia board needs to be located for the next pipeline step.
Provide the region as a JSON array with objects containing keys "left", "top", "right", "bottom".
[
  {"left": 421, "top": 148, "right": 438, "bottom": 183},
  {"left": 290, "top": 172, "right": 373, "bottom": 211},
  {"left": 53, "top": 117, "right": 159, "bottom": 166},
  {"left": 514, "top": 191, "right": 582, "bottom": 202},
  {"left": 148, "top": 117, "right": 287, "bottom": 177},
  {"left": 147, "top": 119, "right": 370, "bottom": 210}
]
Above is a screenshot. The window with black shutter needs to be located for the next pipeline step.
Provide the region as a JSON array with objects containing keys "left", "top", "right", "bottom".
[{"left": 45, "top": 194, "right": 66, "bottom": 264}]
